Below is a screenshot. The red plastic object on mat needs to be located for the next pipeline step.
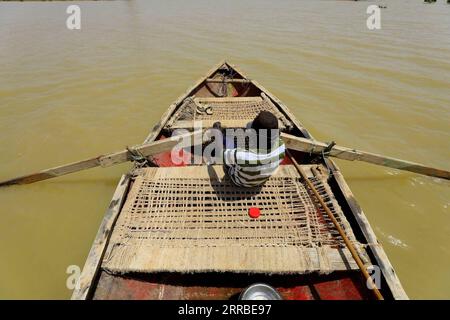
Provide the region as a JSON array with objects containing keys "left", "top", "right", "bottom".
[{"left": 248, "top": 207, "right": 261, "bottom": 219}]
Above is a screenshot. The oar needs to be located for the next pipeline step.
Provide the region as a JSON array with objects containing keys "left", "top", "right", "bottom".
[
  {"left": 2, "top": 131, "right": 447, "bottom": 187},
  {"left": 286, "top": 150, "right": 384, "bottom": 300},
  {"left": 281, "top": 133, "right": 449, "bottom": 180},
  {"left": 0, "top": 130, "right": 203, "bottom": 187}
]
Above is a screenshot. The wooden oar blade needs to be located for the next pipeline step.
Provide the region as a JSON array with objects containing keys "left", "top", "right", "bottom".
[
  {"left": 281, "top": 133, "right": 450, "bottom": 180},
  {"left": 0, "top": 130, "right": 203, "bottom": 188},
  {"left": 367, "top": 156, "right": 450, "bottom": 180},
  {"left": 0, "top": 172, "right": 55, "bottom": 187},
  {"left": 0, "top": 158, "right": 101, "bottom": 187}
]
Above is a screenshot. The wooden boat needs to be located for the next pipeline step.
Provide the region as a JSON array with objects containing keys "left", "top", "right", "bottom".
[{"left": 71, "top": 61, "right": 408, "bottom": 300}]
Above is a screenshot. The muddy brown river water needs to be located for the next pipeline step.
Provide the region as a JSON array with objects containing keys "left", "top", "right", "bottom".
[{"left": 0, "top": 0, "right": 449, "bottom": 298}]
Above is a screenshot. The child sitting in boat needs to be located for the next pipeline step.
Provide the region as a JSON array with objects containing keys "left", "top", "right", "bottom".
[{"left": 214, "top": 111, "right": 285, "bottom": 187}]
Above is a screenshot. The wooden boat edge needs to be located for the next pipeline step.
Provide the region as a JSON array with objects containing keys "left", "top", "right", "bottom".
[{"left": 71, "top": 174, "right": 131, "bottom": 300}]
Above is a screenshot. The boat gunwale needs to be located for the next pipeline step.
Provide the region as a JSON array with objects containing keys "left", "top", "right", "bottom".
[{"left": 71, "top": 174, "right": 131, "bottom": 300}]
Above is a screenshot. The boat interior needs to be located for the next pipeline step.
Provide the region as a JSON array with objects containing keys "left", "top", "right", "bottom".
[{"left": 77, "top": 62, "right": 405, "bottom": 300}]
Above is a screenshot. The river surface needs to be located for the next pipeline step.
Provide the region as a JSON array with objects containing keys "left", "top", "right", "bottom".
[{"left": 0, "top": 0, "right": 449, "bottom": 299}]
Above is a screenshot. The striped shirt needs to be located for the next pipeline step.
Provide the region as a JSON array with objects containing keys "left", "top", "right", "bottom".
[{"left": 223, "top": 138, "right": 285, "bottom": 187}]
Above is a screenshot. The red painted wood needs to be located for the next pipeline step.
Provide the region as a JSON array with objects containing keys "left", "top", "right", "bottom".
[
  {"left": 93, "top": 271, "right": 371, "bottom": 300},
  {"left": 150, "top": 135, "right": 189, "bottom": 167}
]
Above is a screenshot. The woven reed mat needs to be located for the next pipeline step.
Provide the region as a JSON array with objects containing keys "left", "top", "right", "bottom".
[
  {"left": 166, "top": 97, "right": 291, "bottom": 129},
  {"left": 103, "top": 165, "right": 364, "bottom": 274}
]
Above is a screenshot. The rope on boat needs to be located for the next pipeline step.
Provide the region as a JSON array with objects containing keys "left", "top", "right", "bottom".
[
  {"left": 195, "top": 104, "right": 213, "bottom": 116},
  {"left": 321, "top": 141, "right": 336, "bottom": 175},
  {"left": 322, "top": 141, "right": 336, "bottom": 157},
  {"left": 217, "top": 74, "right": 227, "bottom": 97},
  {"left": 126, "top": 146, "right": 150, "bottom": 168}
]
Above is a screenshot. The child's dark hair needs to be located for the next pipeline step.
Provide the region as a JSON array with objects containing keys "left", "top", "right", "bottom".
[
  {"left": 251, "top": 111, "right": 279, "bottom": 149},
  {"left": 251, "top": 111, "right": 279, "bottom": 130}
]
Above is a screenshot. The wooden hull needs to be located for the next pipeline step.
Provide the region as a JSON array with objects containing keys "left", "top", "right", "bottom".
[{"left": 72, "top": 61, "right": 408, "bottom": 300}]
